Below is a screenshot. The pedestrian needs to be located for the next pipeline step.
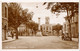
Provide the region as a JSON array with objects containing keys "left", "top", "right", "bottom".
[
  {"left": 11, "top": 30, "right": 14, "bottom": 39},
  {"left": 8, "top": 30, "right": 11, "bottom": 37},
  {"left": 62, "top": 33, "right": 64, "bottom": 40}
]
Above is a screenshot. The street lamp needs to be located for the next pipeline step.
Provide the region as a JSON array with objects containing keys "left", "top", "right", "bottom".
[{"left": 38, "top": 17, "right": 40, "bottom": 31}]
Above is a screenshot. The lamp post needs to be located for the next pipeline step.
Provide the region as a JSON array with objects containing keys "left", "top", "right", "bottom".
[
  {"left": 36, "top": 17, "right": 42, "bottom": 36},
  {"left": 38, "top": 17, "right": 40, "bottom": 31}
]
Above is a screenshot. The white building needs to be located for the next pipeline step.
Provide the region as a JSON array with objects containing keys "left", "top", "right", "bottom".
[
  {"left": 18, "top": 23, "right": 26, "bottom": 36},
  {"left": 41, "top": 17, "right": 53, "bottom": 36}
]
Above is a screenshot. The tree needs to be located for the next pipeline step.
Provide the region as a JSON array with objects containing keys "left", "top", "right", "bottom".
[
  {"left": 21, "top": 9, "right": 29, "bottom": 23},
  {"left": 52, "top": 25, "right": 57, "bottom": 30},
  {"left": 43, "top": 2, "right": 79, "bottom": 41},
  {"left": 8, "top": 2, "right": 35, "bottom": 37},
  {"left": 32, "top": 22, "right": 38, "bottom": 34},
  {"left": 8, "top": 3, "right": 22, "bottom": 39},
  {"left": 52, "top": 24, "right": 62, "bottom": 36},
  {"left": 56, "top": 24, "right": 63, "bottom": 36},
  {"left": 28, "top": 21, "right": 38, "bottom": 35},
  {"left": 43, "top": 2, "right": 78, "bottom": 13}
]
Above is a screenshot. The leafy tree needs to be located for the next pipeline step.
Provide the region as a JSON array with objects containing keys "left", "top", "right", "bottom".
[
  {"left": 21, "top": 9, "right": 29, "bottom": 23},
  {"left": 56, "top": 24, "right": 63, "bottom": 36},
  {"left": 52, "top": 25, "right": 57, "bottom": 30},
  {"left": 43, "top": 2, "right": 78, "bottom": 14},
  {"left": 28, "top": 21, "right": 38, "bottom": 34},
  {"left": 8, "top": 2, "right": 35, "bottom": 37},
  {"left": 52, "top": 24, "right": 62, "bottom": 36},
  {"left": 32, "top": 22, "right": 38, "bottom": 34},
  {"left": 8, "top": 3, "right": 22, "bottom": 39}
]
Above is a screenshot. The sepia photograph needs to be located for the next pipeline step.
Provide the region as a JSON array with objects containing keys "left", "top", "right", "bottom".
[{"left": 2, "top": 2, "right": 79, "bottom": 49}]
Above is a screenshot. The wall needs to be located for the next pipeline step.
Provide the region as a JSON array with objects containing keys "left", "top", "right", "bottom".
[{"left": 2, "top": 3, "right": 8, "bottom": 40}]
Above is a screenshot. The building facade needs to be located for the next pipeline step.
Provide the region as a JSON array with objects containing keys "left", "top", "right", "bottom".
[
  {"left": 18, "top": 23, "right": 26, "bottom": 36},
  {"left": 63, "top": 22, "right": 66, "bottom": 34},
  {"left": 17, "top": 23, "right": 35, "bottom": 36},
  {"left": 41, "top": 17, "right": 53, "bottom": 36},
  {"left": 41, "top": 24, "right": 53, "bottom": 36},
  {"left": 70, "top": 12, "right": 78, "bottom": 38},
  {"left": 2, "top": 3, "right": 8, "bottom": 40},
  {"left": 63, "top": 11, "right": 78, "bottom": 38}
]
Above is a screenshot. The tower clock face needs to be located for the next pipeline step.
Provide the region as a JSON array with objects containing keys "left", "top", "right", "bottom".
[{"left": 45, "top": 17, "right": 49, "bottom": 24}]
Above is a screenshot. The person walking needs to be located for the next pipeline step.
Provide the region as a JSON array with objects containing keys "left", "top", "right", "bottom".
[
  {"left": 11, "top": 30, "right": 14, "bottom": 39},
  {"left": 62, "top": 33, "right": 64, "bottom": 40}
]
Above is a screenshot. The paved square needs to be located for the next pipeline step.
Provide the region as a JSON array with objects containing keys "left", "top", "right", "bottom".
[{"left": 2, "top": 36, "right": 78, "bottom": 49}]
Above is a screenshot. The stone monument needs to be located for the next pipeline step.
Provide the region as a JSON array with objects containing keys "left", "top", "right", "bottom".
[{"left": 36, "top": 17, "right": 42, "bottom": 36}]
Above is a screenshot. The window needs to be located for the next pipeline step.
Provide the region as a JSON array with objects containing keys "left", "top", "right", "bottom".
[
  {"left": 44, "top": 27, "right": 45, "bottom": 30},
  {"left": 50, "top": 27, "right": 51, "bottom": 30},
  {"left": 46, "top": 26, "right": 48, "bottom": 31},
  {"left": 5, "top": 7, "right": 7, "bottom": 18}
]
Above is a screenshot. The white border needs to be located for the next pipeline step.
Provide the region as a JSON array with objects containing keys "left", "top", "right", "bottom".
[
  {"left": 1, "top": 0, "right": 79, "bottom": 2},
  {"left": 0, "top": 0, "right": 80, "bottom": 51},
  {"left": 0, "top": 1, "right": 2, "bottom": 50},
  {"left": 1, "top": 49, "right": 80, "bottom": 51},
  {"left": 79, "top": 0, "right": 80, "bottom": 49}
]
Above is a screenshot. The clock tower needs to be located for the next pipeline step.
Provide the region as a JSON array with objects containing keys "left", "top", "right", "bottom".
[{"left": 45, "top": 17, "right": 49, "bottom": 24}]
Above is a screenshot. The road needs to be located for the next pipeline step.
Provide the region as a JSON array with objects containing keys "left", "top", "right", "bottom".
[{"left": 2, "top": 36, "right": 78, "bottom": 49}]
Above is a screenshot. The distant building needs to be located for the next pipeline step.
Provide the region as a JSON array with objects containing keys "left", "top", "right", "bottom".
[
  {"left": 18, "top": 23, "right": 26, "bottom": 36},
  {"left": 18, "top": 20, "right": 35, "bottom": 36},
  {"left": 41, "top": 17, "right": 53, "bottom": 36},
  {"left": 2, "top": 3, "right": 8, "bottom": 40},
  {"left": 41, "top": 24, "right": 53, "bottom": 36}
]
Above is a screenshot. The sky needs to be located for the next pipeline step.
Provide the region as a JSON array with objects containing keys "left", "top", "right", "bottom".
[{"left": 20, "top": 2, "right": 67, "bottom": 25}]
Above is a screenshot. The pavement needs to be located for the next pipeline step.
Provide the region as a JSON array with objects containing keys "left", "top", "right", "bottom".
[
  {"left": 72, "top": 38, "right": 79, "bottom": 42},
  {"left": 2, "top": 36, "right": 78, "bottom": 49},
  {"left": 2, "top": 37, "right": 16, "bottom": 43}
]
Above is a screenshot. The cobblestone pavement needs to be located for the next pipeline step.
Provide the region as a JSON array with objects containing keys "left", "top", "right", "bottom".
[{"left": 2, "top": 36, "right": 78, "bottom": 49}]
